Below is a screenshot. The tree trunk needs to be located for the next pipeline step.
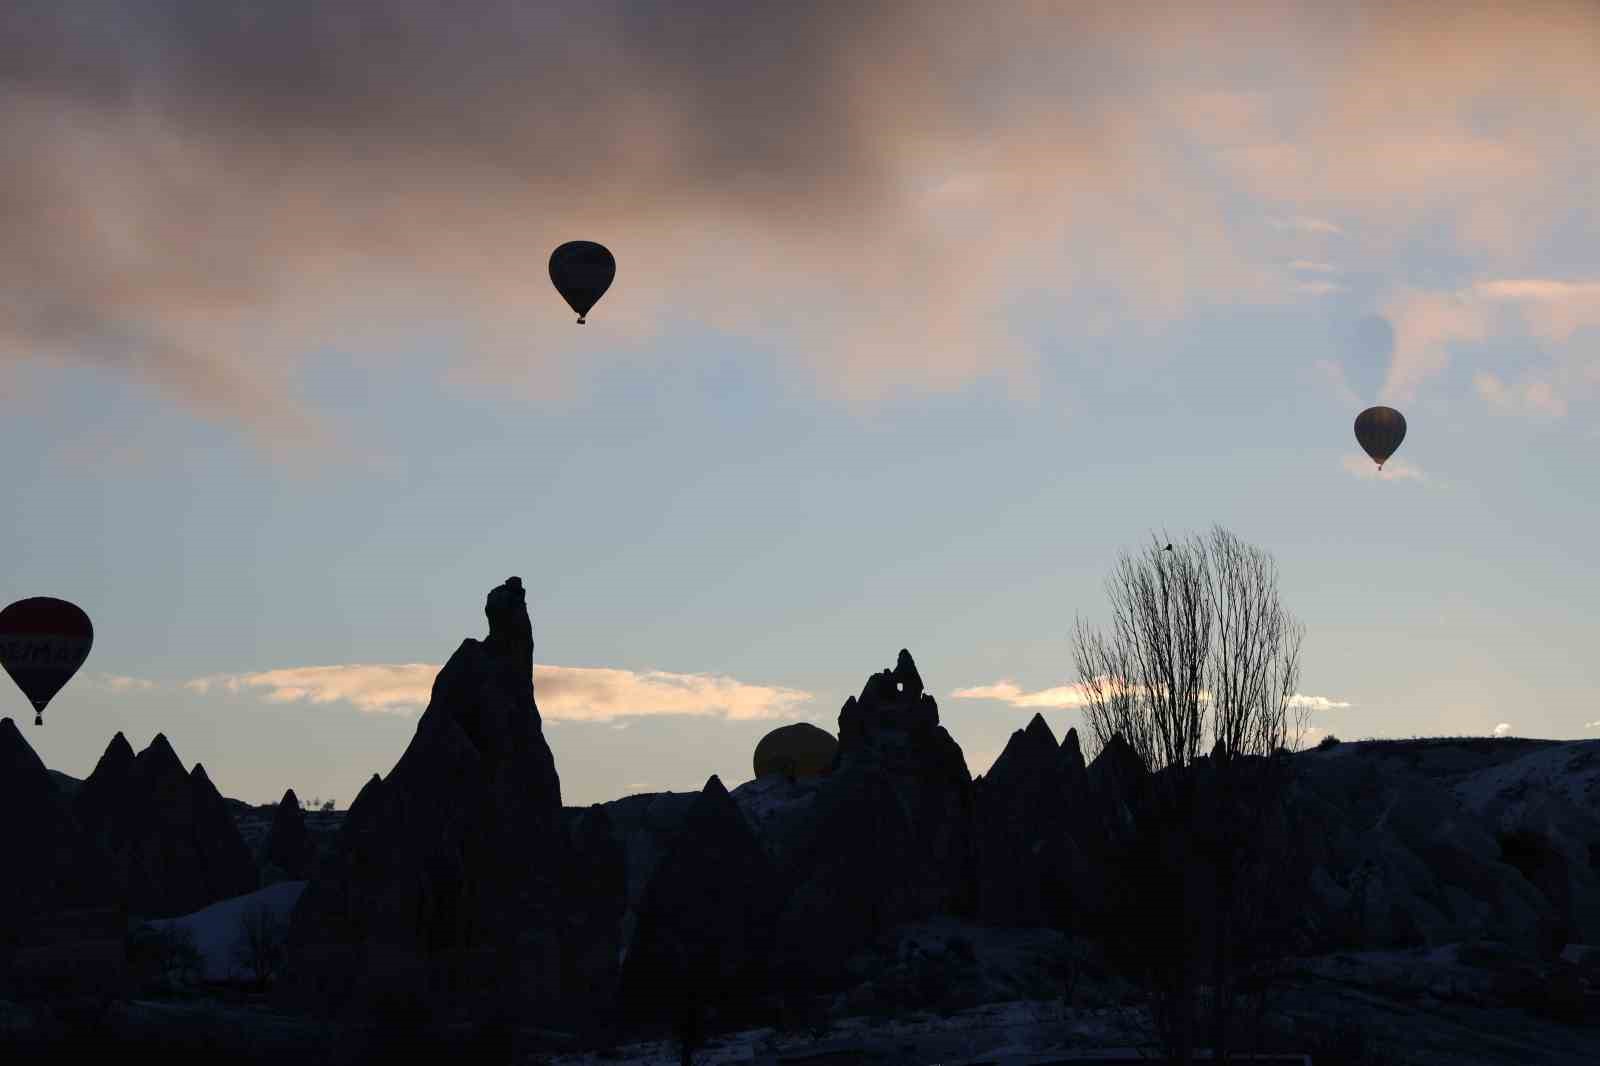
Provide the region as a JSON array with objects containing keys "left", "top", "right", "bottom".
[
  {"left": 1173, "top": 797, "right": 1196, "bottom": 1066},
  {"left": 1211, "top": 850, "right": 1233, "bottom": 1065},
  {"left": 1210, "top": 776, "right": 1235, "bottom": 1066}
]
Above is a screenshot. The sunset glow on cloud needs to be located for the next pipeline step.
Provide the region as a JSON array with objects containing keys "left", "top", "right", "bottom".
[
  {"left": 3, "top": 2, "right": 1597, "bottom": 435},
  {"left": 181, "top": 663, "right": 813, "bottom": 723}
]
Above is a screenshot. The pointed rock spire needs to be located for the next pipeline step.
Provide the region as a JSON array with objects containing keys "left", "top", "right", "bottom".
[
  {"left": 0, "top": 717, "right": 117, "bottom": 918},
  {"left": 348, "top": 772, "right": 383, "bottom": 814},
  {"left": 101, "top": 731, "right": 135, "bottom": 766},
  {"left": 484, "top": 575, "right": 532, "bottom": 667},
  {"left": 137, "top": 732, "right": 185, "bottom": 778},
  {"left": 1061, "top": 727, "right": 1085, "bottom": 770},
  {"left": 0, "top": 716, "right": 51, "bottom": 791},
  {"left": 986, "top": 712, "right": 1061, "bottom": 792},
  {"left": 268, "top": 787, "right": 312, "bottom": 878},
  {"left": 282, "top": 576, "right": 566, "bottom": 1015},
  {"left": 893, "top": 649, "right": 924, "bottom": 699},
  {"left": 72, "top": 729, "right": 258, "bottom": 917},
  {"left": 1060, "top": 726, "right": 1090, "bottom": 798},
  {"left": 619, "top": 764, "right": 781, "bottom": 1024},
  {"left": 74, "top": 730, "right": 140, "bottom": 841},
  {"left": 1023, "top": 711, "right": 1057, "bottom": 747},
  {"left": 190, "top": 760, "right": 258, "bottom": 901}
]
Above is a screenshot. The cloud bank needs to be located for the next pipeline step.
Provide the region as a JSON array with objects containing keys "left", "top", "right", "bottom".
[
  {"left": 182, "top": 662, "right": 812, "bottom": 721},
  {"left": 88, "top": 674, "right": 157, "bottom": 693},
  {"left": 4, "top": 2, "right": 1597, "bottom": 440},
  {"left": 949, "top": 680, "right": 1099, "bottom": 710},
  {"left": 1377, "top": 279, "right": 1600, "bottom": 414},
  {"left": 1341, "top": 454, "right": 1426, "bottom": 482},
  {"left": 952, "top": 679, "right": 1349, "bottom": 713}
]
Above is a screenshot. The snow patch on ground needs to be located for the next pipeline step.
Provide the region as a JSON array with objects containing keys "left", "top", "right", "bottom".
[
  {"left": 547, "top": 999, "right": 1153, "bottom": 1066},
  {"left": 1450, "top": 740, "right": 1600, "bottom": 820},
  {"left": 730, "top": 774, "right": 825, "bottom": 832},
  {"left": 145, "top": 881, "right": 306, "bottom": 982}
]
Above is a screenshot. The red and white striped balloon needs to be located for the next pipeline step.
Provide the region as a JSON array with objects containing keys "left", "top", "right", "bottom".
[{"left": 0, "top": 597, "right": 93, "bottom": 725}]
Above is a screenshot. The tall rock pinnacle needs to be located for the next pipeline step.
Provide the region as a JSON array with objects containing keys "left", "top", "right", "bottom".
[
  {"left": 283, "top": 575, "right": 567, "bottom": 1022},
  {"left": 484, "top": 576, "right": 533, "bottom": 668}
]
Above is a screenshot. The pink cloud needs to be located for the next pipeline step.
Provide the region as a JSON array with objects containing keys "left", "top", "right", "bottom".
[
  {"left": 182, "top": 662, "right": 813, "bottom": 722},
  {"left": 1, "top": 2, "right": 1596, "bottom": 442},
  {"left": 1475, "top": 372, "right": 1568, "bottom": 419},
  {"left": 1380, "top": 290, "right": 1489, "bottom": 405}
]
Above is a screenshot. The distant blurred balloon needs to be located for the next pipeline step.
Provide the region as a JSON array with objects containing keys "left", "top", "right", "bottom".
[
  {"left": 549, "top": 241, "right": 615, "bottom": 324},
  {"left": 1354, "top": 406, "right": 1407, "bottom": 470},
  {"left": 753, "top": 722, "right": 837, "bottom": 781},
  {"left": 1343, "top": 313, "right": 1395, "bottom": 402},
  {"left": 0, "top": 597, "right": 93, "bottom": 726}
]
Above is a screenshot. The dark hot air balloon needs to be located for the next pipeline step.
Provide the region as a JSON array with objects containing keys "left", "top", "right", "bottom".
[
  {"left": 1354, "top": 406, "right": 1407, "bottom": 470},
  {"left": 753, "top": 722, "right": 838, "bottom": 781},
  {"left": 0, "top": 597, "right": 93, "bottom": 725},
  {"left": 548, "top": 241, "right": 615, "bottom": 324}
]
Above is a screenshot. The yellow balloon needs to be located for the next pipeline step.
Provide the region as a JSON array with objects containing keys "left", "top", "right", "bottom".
[{"left": 753, "top": 723, "right": 838, "bottom": 781}]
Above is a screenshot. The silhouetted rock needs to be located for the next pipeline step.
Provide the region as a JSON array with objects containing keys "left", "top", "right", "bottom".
[
  {"left": 1453, "top": 742, "right": 1600, "bottom": 949},
  {"left": 1086, "top": 731, "right": 1146, "bottom": 848},
  {"left": 729, "top": 773, "right": 828, "bottom": 875},
  {"left": 0, "top": 718, "right": 118, "bottom": 971},
  {"left": 349, "top": 772, "right": 383, "bottom": 814},
  {"left": 561, "top": 803, "right": 628, "bottom": 1020},
  {"left": 766, "top": 651, "right": 976, "bottom": 992},
  {"left": 975, "top": 713, "right": 1097, "bottom": 929},
  {"left": 284, "top": 577, "right": 569, "bottom": 1023},
  {"left": 599, "top": 791, "right": 698, "bottom": 929},
  {"left": 619, "top": 776, "right": 785, "bottom": 1026},
  {"left": 772, "top": 758, "right": 917, "bottom": 989},
  {"left": 831, "top": 649, "right": 976, "bottom": 916},
  {"left": 72, "top": 732, "right": 135, "bottom": 835},
  {"left": 72, "top": 732, "right": 257, "bottom": 918},
  {"left": 1060, "top": 726, "right": 1090, "bottom": 798},
  {"left": 836, "top": 649, "right": 941, "bottom": 754},
  {"left": 1288, "top": 754, "right": 1552, "bottom": 957},
  {"left": 190, "top": 763, "right": 260, "bottom": 903},
  {"left": 266, "top": 789, "right": 312, "bottom": 879}
]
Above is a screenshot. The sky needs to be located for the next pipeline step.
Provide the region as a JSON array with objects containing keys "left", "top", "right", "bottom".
[{"left": 3, "top": 1, "right": 1598, "bottom": 807}]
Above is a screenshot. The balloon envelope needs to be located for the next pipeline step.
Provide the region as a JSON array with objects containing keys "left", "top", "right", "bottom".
[
  {"left": 548, "top": 241, "right": 615, "bottom": 323},
  {"left": 0, "top": 597, "right": 93, "bottom": 722},
  {"left": 753, "top": 722, "right": 838, "bottom": 781},
  {"left": 1354, "top": 406, "right": 1407, "bottom": 468}
]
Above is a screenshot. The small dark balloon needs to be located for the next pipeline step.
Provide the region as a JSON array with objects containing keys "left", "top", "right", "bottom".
[
  {"left": 0, "top": 597, "right": 93, "bottom": 725},
  {"left": 549, "top": 241, "right": 615, "bottom": 324},
  {"left": 1354, "top": 406, "right": 1407, "bottom": 470}
]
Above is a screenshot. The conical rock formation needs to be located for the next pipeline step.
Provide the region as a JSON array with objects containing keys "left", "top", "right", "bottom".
[{"left": 284, "top": 577, "right": 569, "bottom": 1021}]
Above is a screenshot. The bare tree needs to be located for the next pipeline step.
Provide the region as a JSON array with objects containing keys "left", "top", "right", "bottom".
[
  {"left": 1202, "top": 525, "right": 1306, "bottom": 761},
  {"left": 1072, "top": 525, "right": 1304, "bottom": 1066},
  {"left": 129, "top": 922, "right": 203, "bottom": 993},
  {"left": 1074, "top": 532, "right": 1211, "bottom": 1065},
  {"left": 232, "top": 902, "right": 286, "bottom": 987},
  {"left": 1197, "top": 526, "right": 1305, "bottom": 1065}
]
